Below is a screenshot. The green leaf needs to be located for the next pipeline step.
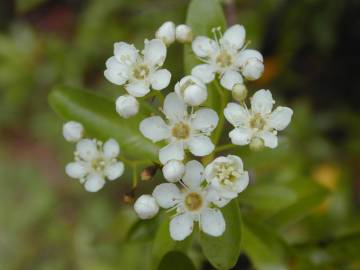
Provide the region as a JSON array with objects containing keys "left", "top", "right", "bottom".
[
  {"left": 48, "top": 85, "right": 159, "bottom": 161},
  {"left": 16, "top": 0, "right": 47, "bottom": 13},
  {"left": 158, "top": 251, "right": 196, "bottom": 270},
  {"left": 200, "top": 200, "right": 242, "bottom": 270},
  {"left": 126, "top": 217, "right": 160, "bottom": 243},
  {"left": 151, "top": 216, "right": 193, "bottom": 270}
]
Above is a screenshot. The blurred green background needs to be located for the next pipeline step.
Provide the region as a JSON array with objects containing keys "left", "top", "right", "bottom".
[{"left": 1, "top": 0, "right": 360, "bottom": 269}]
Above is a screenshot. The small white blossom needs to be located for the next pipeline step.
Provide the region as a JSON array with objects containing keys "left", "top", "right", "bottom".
[
  {"left": 191, "top": 25, "right": 264, "bottom": 90},
  {"left": 104, "top": 39, "right": 171, "bottom": 98},
  {"left": 134, "top": 194, "right": 159, "bottom": 219},
  {"left": 224, "top": 89, "right": 293, "bottom": 149},
  {"left": 65, "top": 138, "right": 124, "bottom": 192},
  {"left": 153, "top": 160, "right": 225, "bottom": 240},
  {"left": 174, "top": 75, "right": 208, "bottom": 106},
  {"left": 162, "top": 160, "right": 185, "bottom": 182},
  {"left": 156, "top": 21, "right": 176, "bottom": 46},
  {"left": 115, "top": 95, "right": 139, "bottom": 118},
  {"left": 205, "top": 155, "right": 249, "bottom": 200},
  {"left": 63, "top": 121, "right": 84, "bottom": 142},
  {"left": 176, "top": 24, "right": 193, "bottom": 43},
  {"left": 139, "top": 93, "right": 218, "bottom": 164}
]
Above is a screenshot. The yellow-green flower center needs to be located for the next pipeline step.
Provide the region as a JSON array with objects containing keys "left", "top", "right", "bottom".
[
  {"left": 216, "top": 50, "right": 233, "bottom": 68},
  {"left": 92, "top": 157, "right": 106, "bottom": 171},
  {"left": 172, "top": 122, "right": 190, "bottom": 140},
  {"left": 215, "top": 163, "right": 238, "bottom": 184},
  {"left": 133, "top": 64, "right": 150, "bottom": 80},
  {"left": 250, "top": 114, "right": 266, "bottom": 130},
  {"left": 184, "top": 192, "right": 203, "bottom": 211}
]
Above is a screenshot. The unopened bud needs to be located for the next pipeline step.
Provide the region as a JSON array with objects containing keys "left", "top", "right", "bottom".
[
  {"left": 232, "top": 83, "right": 248, "bottom": 102},
  {"left": 174, "top": 75, "right": 207, "bottom": 106},
  {"left": 249, "top": 137, "right": 264, "bottom": 151},
  {"left": 116, "top": 95, "right": 139, "bottom": 118},
  {"left": 155, "top": 21, "right": 176, "bottom": 46},
  {"left": 243, "top": 58, "right": 264, "bottom": 81},
  {"left": 134, "top": 195, "right": 159, "bottom": 219},
  {"left": 175, "top": 24, "right": 193, "bottom": 43},
  {"left": 123, "top": 190, "right": 135, "bottom": 204},
  {"left": 162, "top": 160, "right": 185, "bottom": 182},
  {"left": 63, "top": 121, "right": 84, "bottom": 142}
]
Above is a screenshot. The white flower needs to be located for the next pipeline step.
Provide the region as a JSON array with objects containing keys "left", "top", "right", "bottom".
[
  {"left": 134, "top": 194, "right": 159, "bottom": 219},
  {"left": 65, "top": 138, "right": 124, "bottom": 192},
  {"left": 176, "top": 24, "right": 193, "bottom": 43},
  {"left": 153, "top": 160, "right": 225, "bottom": 240},
  {"left": 191, "top": 25, "right": 264, "bottom": 90},
  {"left": 139, "top": 93, "right": 218, "bottom": 164},
  {"left": 174, "top": 75, "right": 208, "bottom": 106},
  {"left": 115, "top": 95, "right": 139, "bottom": 118},
  {"left": 205, "top": 155, "right": 249, "bottom": 199},
  {"left": 156, "top": 21, "right": 176, "bottom": 46},
  {"left": 224, "top": 89, "right": 293, "bottom": 149},
  {"left": 162, "top": 160, "right": 185, "bottom": 182},
  {"left": 63, "top": 121, "right": 84, "bottom": 142},
  {"left": 104, "top": 39, "right": 171, "bottom": 97}
]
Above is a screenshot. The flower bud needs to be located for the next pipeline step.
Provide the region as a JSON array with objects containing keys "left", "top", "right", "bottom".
[
  {"left": 162, "top": 160, "right": 185, "bottom": 182},
  {"left": 63, "top": 121, "right": 84, "bottom": 142},
  {"left": 175, "top": 24, "right": 193, "bottom": 43},
  {"left": 116, "top": 95, "right": 139, "bottom": 118},
  {"left": 242, "top": 58, "right": 264, "bottom": 81},
  {"left": 155, "top": 21, "right": 176, "bottom": 46},
  {"left": 249, "top": 137, "right": 264, "bottom": 151},
  {"left": 140, "top": 165, "right": 158, "bottom": 181},
  {"left": 232, "top": 83, "right": 248, "bottom": 102},
  {"left": 175, "top": 75, "right": 208, "bottom": 106},
  {"left": 134, "top": 195, "right": 159, "bottom": 219}
]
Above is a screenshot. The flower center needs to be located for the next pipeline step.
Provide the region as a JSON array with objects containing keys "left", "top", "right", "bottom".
[
  {"left": 92, "top": 157, "right": 106, "bottom": 172},
  {"left": 172, "top": 122, "right": 190, "bottom": 140},
  {"left": 133, "top": 64, "right": 150, "bottom": 80},
  {"left": 250, "top": 114, "right": 266, "bottom": 130},
  {"left": 184, "top": 192, "right": 203, "bottom": 211},
  {"left": 216, "top": 50, "right": 233, "bottom": 68},
  {"left": 215, "top": 163, "right": 238, "bottom": 184}
]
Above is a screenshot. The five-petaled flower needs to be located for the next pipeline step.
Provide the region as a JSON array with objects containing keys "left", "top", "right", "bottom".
[
  {"left": 104, "top": 39, "right": 171, "bottom": 97},
  {"left": 224, "top": 89, "right": 293, "bottom": 149},
  {"left": 191, "top": 24, "right": 264, "bottom": 90},
  {"left": 65, "top": 138, "right": 124, "bottom": 192},
  {"left": 153, "top": 160, "right": 226, "bottom": 241},
  {"left": 139, "top": 92, "right": 219, "bottom": 164}
]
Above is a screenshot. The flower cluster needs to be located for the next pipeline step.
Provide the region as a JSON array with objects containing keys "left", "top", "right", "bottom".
[
  {"left": 61, "top": 22, "right": 293, "bottom": 241},
  {"left": 63, "top": 121, "right": 124, "bottom": 192}
]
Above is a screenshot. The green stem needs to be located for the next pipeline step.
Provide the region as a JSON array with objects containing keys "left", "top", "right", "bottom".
[
  {"left": 212, "top": 80, "right": 229, "bottom": 145},
  {"left": 215, "top": 143, "right": 237, "bottom": 153},
  {"left": 132, "top": 163, "right": 138, "bottom": 188}
]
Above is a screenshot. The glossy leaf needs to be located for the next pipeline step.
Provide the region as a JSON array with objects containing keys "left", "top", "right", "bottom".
[
  {"left": 48, "top": 85, "right": 159, "bottom": 161},
  {"left": 200, "top": 200, "right": 242, "bottom": 270},
  {"left": 158, "top": 251, "right": 196, "bottom": 270}
]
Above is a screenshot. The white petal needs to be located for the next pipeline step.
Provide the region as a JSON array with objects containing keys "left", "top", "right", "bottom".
[
  {"left": 152, "top": 183, "right": 181, "bottom": 208},
  {"left": 206, "top": 189, "right": 230, "bottom": 207},
  {"left": 191, "top": 108, "right": 219, "bottom": 132},
  {"left": 259, "top": 131, "right": 278, "bottom": 148},
  {"left": 175, "top": 24, "right": 193, "bottom": 43},
  {"left": 191, "top": 64, "right": 216, "bottom": 83},
  {"left": 200, "top": 208, "right": 225, "bottom": 237},
  {"left": 65, "top": 162, "right": 87, "bottom": 179},
  {"left": 224, "top": 102, "right": 249, "bottom": 127},
  {"left": 188, "top": 135, "right": 214, "bottom": 156},
  {"left": 170, "top": 213, "right": 194, "bottom": 241},
  {"left": 221, "top": 24, "right": 245, "bottom": 50},
  {"left": 159, "top": 142, "right": 185, "bottom": 165},
  {"left": 163, "top": 93, "right": 187, "bottom": 122},
  {"left": 234, "top": 171, "right": 249, "bottom": 193},
  {"left": 104, "top": 63, "right": 128, "bottom": 86},
  {"left": 229, "top": 127, "right": 252, "bottom": 145},
  {"left": 139, "top": 116, "right": 170, "bottom": 142},
  {"left": 150, "top": 69, "right": 171, "bottom": 90},
  {"left": 236, "top": 49, "right": 263, "bottom": 67},
  {"left": 182, "top": 160, "right": 204, "bottom": 188},
  {"left": 242, "top": 58, "right": 264, "bottom": 81},
  {"left": 143, "top": 39, "right": 167, "bottom": 67},
  {"left": 125, "top": 81, "right": 150, "bottom": 97},
  {"left": 105, "top": 162, "right": 124, "bottom": 180},
  {"left": 228, "top": 155, "right": 244, "bottom": 170},
  {"left": 251, "top": 89, "right": 274, "bottom": 114},
  {"left": 155, "top": 21, "right": 176, "bottom": 46},
  {"left": 76, "top": 139, "right": 98, "bottom": 161},
  {"left": 84, "top": 174, "right": 105, "bottom": 192},
  {"left": 103, "top": 138, "right": 120, "bottom": 159},
  {"left": 268, "top": 106, "right": 293, "bottom": 131},
  {"left": 192, "top": 36, "right": 218, "bottom": 58},
  {"left": 114, "top": 42, "right": 138, "bottom": 66},
  {"left": 220, "top": 70, "right": 243, "bottom": 90}
]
